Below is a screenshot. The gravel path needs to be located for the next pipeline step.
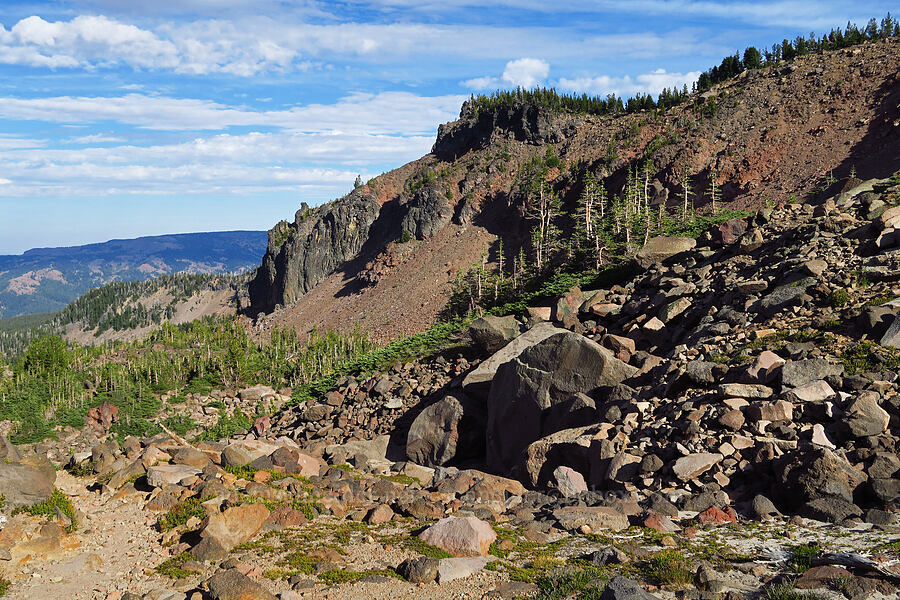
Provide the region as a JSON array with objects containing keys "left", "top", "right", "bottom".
[{"left": 10, "top": 472, "right": 165, "bottom": 600}]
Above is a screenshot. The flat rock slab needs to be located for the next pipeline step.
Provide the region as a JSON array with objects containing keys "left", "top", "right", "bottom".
[
  {"left": 552, "top": 506, "right": 629, "bottom": 532},
  {"left": 785, "top": 380, "right": 835, "bottom": 403},
  {"left": 146, "top": 464, "right": 201, "bottom": 488},
  {"left": 437, "top": 556, "right": 497, "bottom": 583},
  {"left": 673, "top": 453, "right": 723, "bottom": 480}
]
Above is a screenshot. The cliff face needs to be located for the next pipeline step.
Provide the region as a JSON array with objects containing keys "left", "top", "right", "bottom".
[
  {"left": 248, "top": 39, "right": 900, "bottom": 326},
  {"left": 432, "top": 100, "right": 579, "bottom": 159},
  {"left": 248, "top": 189, "right": 381, "bottom": 313}
]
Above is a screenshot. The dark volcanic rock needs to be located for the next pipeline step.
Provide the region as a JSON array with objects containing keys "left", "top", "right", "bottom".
[
  {"left": 249, "top": 189, "right": 381, "bottom": 313},
  {"left": 486, "top": 332, "right": 636, "bottom": 476},
  {"left": 406, "top": 392, "right": 486, "bottom": 467}
]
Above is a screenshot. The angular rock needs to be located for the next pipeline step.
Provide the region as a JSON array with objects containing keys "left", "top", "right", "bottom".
[
  {"left": 802, "top": 497, "right": 863, "bottom": 523},
  {"left": 553, "top": 466, "right": 587, "bottom": 497},
  {"left": 749, "top": 494, "right": 780, "bottom": 520},
  {"left": 719, "top": 383, "right": 773, "bottom": 399},
  {"left": 774, "top": 448, "right": 866, "bottom": 506},
  {"left": 601, "top": 576, "right": 661, "bottom": 600},
  {"left": 419, "top": 516, "right": 497, "bottom": 557},
  {"left": 406, "top": 392, "right": 486, "bottom": 467},
  {"left": 397, "top": 556, "right": 440, "bottom": 583},
  {"left": 172, "top": 447, "right": 211, "bottom": 469},
  {"left": 237, "top": 385, "right": 277, "bottom": 403},
  {"left": 781, "top": 359, "right": 843, "bottom": 388},
  {"left": 462, "top": 322, "right": 565, "bottom": 392},
  {"left": 486, "top": 332, "right": 637, "bottom": 475},
  {"left": 635, "top": 237, "right": 696, "bottom": 268},
  {"left": 0, "top": 462, "right": 54, "bottom": 510},
  {"left": 785, "top": 380, "right": 835, "bottom": 403},
  {"left": 437, "top": 557, "right": 495, "bottom": 583},
  {"left": 845, "top": 395, "right": 890, "bottom": 437},
  {"left": 146, "top": 464, "right": 201, "bottom": 488},
  {"left": 746, "top": 351, "right": 785, "bottom": 384},
  {"left": 672, "top": 453, "right": 723, "bottom": 481},
  {"left": 207, "top": 568, "right": 277, "bottom": 600},
  {"left": 468, "top": 315, "right": 521, "bottom": 354},
  {"left": 192, "top": 504, "right": 270, "bottom": 561}
]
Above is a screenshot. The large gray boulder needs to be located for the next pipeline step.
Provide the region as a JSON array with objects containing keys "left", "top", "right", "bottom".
[
  {"left": 486, "top": 332, "right": 637, "bottom": 476},
  {"left": 0, "top": 462, "right": 54, "bottom": 510},
  {"left": 462, "top": 322, "right": 565, "bottom": 394},
  {"left": 406, "top": 392, "right": 486, "bottom": 467},
  {"left": 774, "top": 448, "right": 866, "bottom": 507},
  {"left": 781, "top": 359, "right": 843, "bottom": 388},
  {"left": 844, "top": 394, "right": 889, "bottom": 437}
]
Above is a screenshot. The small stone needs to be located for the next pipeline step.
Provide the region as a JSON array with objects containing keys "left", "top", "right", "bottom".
[
  {"left": 553, "top": 466, "right": 587, "bottom": 497},
  {"left": 672, "top": 453, "right": 723, "bottom": 480}
]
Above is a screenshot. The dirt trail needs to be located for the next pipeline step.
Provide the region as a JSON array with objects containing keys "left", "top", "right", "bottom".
[{"left": 10, "top": 472, "right": 167, "bottom": 600}]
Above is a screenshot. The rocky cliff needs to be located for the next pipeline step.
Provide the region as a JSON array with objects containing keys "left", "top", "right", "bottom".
[{"left": 248, "top": 38, "right": 900, "bottom": 343}]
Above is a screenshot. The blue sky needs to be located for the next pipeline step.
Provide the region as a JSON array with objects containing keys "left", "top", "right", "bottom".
[{"left": 0, "top": 1, "right": 892, "bottom": 254}]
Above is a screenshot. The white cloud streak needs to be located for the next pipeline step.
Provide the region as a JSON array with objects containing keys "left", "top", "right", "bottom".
[
  {"left": 465, "top": 57, "right": 550, "bottom": 90},
  {"left": 0, "top": 91, "right": 465, "bottom": 134},
  {"left": 0, "top": 15, "right": 722, "bottom": 75}
]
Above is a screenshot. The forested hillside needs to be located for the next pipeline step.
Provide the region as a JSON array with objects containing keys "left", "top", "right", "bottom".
[{"left": 0, "top": 230, "right": 266, "bottom": 318}]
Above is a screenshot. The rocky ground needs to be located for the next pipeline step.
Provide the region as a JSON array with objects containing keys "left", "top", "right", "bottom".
[{"left": 2, "top": 174, "right": 900, "bottom": 600}]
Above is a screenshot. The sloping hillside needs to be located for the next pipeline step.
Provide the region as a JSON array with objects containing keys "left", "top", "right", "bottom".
[
  {"left": 249, "top": 38, "right": 900, "bottom": 344},
  {"left": 0, "top": 230, "right": 266, "bottom": 318}
]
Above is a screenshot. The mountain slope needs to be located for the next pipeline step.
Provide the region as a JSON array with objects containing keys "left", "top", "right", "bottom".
[
  {"left": 248, "top": 38, "right": 900, "bottom": 344},
  {"left": 0, "top": 230, "right": 266, "bottom": 318}
]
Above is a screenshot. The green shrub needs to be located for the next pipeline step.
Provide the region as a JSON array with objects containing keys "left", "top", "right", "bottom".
[
  {"left": 788, "top": 543, "right": 820, "bottom": 573},
  {"left": 643, "top": 549, "right": 692, "bottom": 586},
  {"left": 157, "top": 497, "right": 207, "bottom": 531},
  {"left": 829, "top": 289, "right": 850, "bottom": 307},
  {"left": 13, "top": 489, "right": 77, "bottom": 533},
  {"left": 155, "top": 552, "right": 197, "bottom": 579},
  {"left": 162, "top": 414, "right": 197, "bottom": 436}
]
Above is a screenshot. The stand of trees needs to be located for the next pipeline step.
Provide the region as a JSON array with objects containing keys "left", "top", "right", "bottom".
[{"left": 468, "top": 14, "right": 898, "bottom": 118}]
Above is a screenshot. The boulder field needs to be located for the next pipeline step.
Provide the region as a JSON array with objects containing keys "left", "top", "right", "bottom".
[{"left": 3, "top": 175, "right": 900, "bottom": 598}]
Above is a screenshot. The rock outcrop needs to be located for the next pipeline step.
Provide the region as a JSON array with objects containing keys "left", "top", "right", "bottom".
[{"left": 248, "top": 191, "right": 381, "bottom": 313}]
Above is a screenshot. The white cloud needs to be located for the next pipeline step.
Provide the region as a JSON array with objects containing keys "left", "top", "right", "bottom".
[
  {"left": 464, "top": 57, "right": 550, "bottom": 91},
  {"left": 68, "top": 133, "right": 126, "bottom": 144},
  {"left": 0, "top": 91, "right": 466, "bottom": 134},
  {"left": 0, "top": 14, "right": 724, "bottom": 75},
  {"left": 502, "top": 58, "right": 549, "bottom": 88},
  {"left": 558, "top": 68, "right": 701, "bottom": 98},
  {"left": 0, "top": 178, "right": 10, "bottom": 185}
]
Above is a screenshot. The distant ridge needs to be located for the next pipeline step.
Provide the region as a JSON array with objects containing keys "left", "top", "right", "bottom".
[{"left": 0, "top": 230, "right": 267, "bottom": 318}]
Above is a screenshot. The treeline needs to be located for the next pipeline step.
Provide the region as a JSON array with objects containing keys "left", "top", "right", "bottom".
[
  {"left": 697, "top": 15, "right": 900, "bottom": 92},
  {"left": 468, "top": 14, "right": 898, "bottom": 118},
  {"left": 56, "top": 272, "right": 244, "bottom": 332}
]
